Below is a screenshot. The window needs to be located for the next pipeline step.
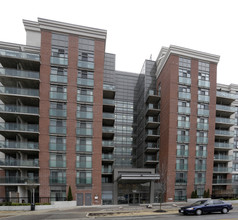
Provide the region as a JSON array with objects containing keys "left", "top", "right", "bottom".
[
  {"left": 197, "top": 117, "right": 208, "bottom": 123},
  {"left": 51, "top": 67, "right": 67, "bottom": 76},
  {"left": 178, "top": 115, "right": 189, "bottom": 122},
  {"left": 50, "top": 85, "right": 67, "bottom": 93},
  {"left": 179, "top": 86, "right": 190, "bottom": 93},
  {"left": 76, "top": 155, "right": 92, "bottom": 168},
  {"left": 78, "top": 70, "right": 94, "bottom": 79},
  {"left": 178, "top": 101, "right": 190, "bottom": 107},
  {"left": 198, "top": 88, "right": 209, "bottom": 96},
  {"left": 76, "top": 171, "right": 92, "bottom": 185},
  {"left": 197, "top": 103, "right": 209, "bottom": 109},
  {"left": 76, "top": 137, "right": 92, "bottom": 152}
]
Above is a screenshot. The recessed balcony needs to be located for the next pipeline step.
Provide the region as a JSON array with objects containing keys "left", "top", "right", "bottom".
[
  {"left": 102, "top": 140, "right": 114, "bottom": 152},
  {"left": 198, "top": 80, "right": 210, "bottom": 88},
  {"left": 212, "top": 179, "right": 232, "bottom": 185},
  {"left": 0, "top": 67, "right": 39, "bottom": 80},
  {"left": 216, "top": 91, "right": 237, "bottom": 105},
  {"left": 49, "top": 177, "right": 66, "bottom": 185},
  {"left": 214, "top": 142, "right": 233, "bottom": 150},
  {"left": 102, "top": 126, "right": 114, "bottom": 139},
  {"left": 76, "top": 161, "right": 92, "bottom": 169},
  {"left": 49, "top": 160, "right": 66, "bottom": 168},
  {"left": 178, "top": 121, "right": 190, "bottom": 129},
  {"left": 103, "top": 99, "right": 115, "bottom": 112},
  {"left": 197, "top": 123, "right": 209, "bottom": 130},
  {"left": 198, "top": 95, "right": 210, "bottom": 103},
  {"left": 196, "top": 137, "right": 208, "bottom": 144},
  {"left": 49, "top": 126, "right": 67, "bottom": 135},
  {"left": 50, "top": 109, "right": 67, "bottom": 118},
  {"left": 76, "top": 111, "right": 93, "bottom": 120},
  {"left": 76, "top": 128, "right": 93, "bottom": 136},
  {"left": 0, "top": 140, "right": 39, "bottom": 153},
  {"left": 215, "top": 129, "right": 234, "bottom": 138},
  {"left": 78, "top": 60, "right": 94, "bottom": 69},
  {"left": 178, "top": 107, "right": 190, "bottom": 115},
  {"left": 197, "top": 109, "right": 209, "bottom": 117},
  {"left": 103, "top": 112, "right": 115, "bottom": 126},
  {"left": 216, "top": 104, "right": 236, "bottom": 117},
  {"left": 177, "top": 135, "right": 190, "bottom": 143},
  {"left": 215, "top": 117, "right": 235, "bottom": 128},
  {"left": 77, "top": 78, "right": 94, "bottom": 87},
  {"left": 0, "top": 176, "right": 39, "bottom": 185},
  {"left": 0, "top": 159, "right": 39, "bottom": 169},
  {"left": 50, "top": 57, "right": 68, "bottom": 66},
  {"left": 214, "top": 154, "right": 232, "bottom": 162},
  {"left": 179, "top": 77, "right": 191, "bottom": 85},
  {"left": 102, "top": 154, "right": 114, "bottom": 164},
  {"left": 103, "top": 84, "right": 115, "bottom": 99},
  {"left": 178, "top": 92, "right": 191, "bottom": 100},
  {"left": 194, "top": 178, "right": 206, "bottom": 184},
  {"left": 195, "top": 165, "right": 207, "bottom": 171},
  {"left": 176, "top": 163, "right": 188, "bottom": 171},
  {"left": 213, "top": 167, "right": 232, "bottom": 173},
  {"left": 50, "top": 75, "right": 67, "bottom": 84},
  {"left": 50, "top": 92, "right": 67, "bottom": 101}
]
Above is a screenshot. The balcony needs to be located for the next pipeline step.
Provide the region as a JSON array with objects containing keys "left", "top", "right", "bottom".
[
  {"left": 103, "top": 112, "right": 115, "bottom": 126},
  {"left": 145, "top": 117, "right": 159, "bottom": 129},
  {"left": 178, "top": 121, "right": 190, "bottom": 129},
  {"left": 178, "top": 106, "right": 190, "bottom": 115},
  {"left": 0, "top": 140, "right": 38, "bottom": 152},
  {"left": 197, "top": 123, "right": 209, "bottom": 130},
  {"left": 179, "top": 77, "right": 191, "bottom": 85},
  {"left": 102, "top": 140, "right": 114, "bottom": 152},
  {"left": 197, "top": 109, "right": 209, "bottom": 117},
  {"left": 102, "top": 166, "right": 113, "bottom": 174},
  {"left": 0, "top": 86, "right": 39, "bottom": 97},
  {"left": 144, "top": 155, "right": 159, "bottom": 165},
  {"left": 77, "top": 111, "right": 93, "bottom": 120},
  {"left": 49, "top": 177, "right": 66, "bottom": 185},
  {"left": 50, "top": 92, "right": 67, "bottom": 100},
  {"left": 214, "top": 154, "right": 232, "bottom": 161},
  {"left": 103, "top": 98, "right": 115, "bottom": 112},
  {"left": 212, "top": 179, "right": 232, "bottom": 185},
  {"left": 217, "top": 91, "right": 237, "bottom": 105},
  {"left": 146, "top": 90, "right": 160, "bottom": 103},
  {"left": 78, "top": 60, "right": 94, "bottom": 69},
  {"left": 76, "top": 177, "right": 92, "bottom": 185},
  {"left": 198, "top": 80, "right": 210, "bottom": 88},
  {"left": 145, "top": 104, "right": 160, "bottom": 116},
  {"left": 50, "top": 57, "right": 68, "bottom": 66},
  {"left": 216, "top": 104, "right": 236, "bottom": 117},
  {"left": 0, "top": 49, "right": 40, "bottom": 61},
  {"left": 0, "top": 159, "right": 39, "bottom": 168},
  {"left": 102, "top": 126, "right": 114, "bottom": 139},
  {"left": 49, "top": 143, "right": 66, "bottom": 151},
  {"left": 102, "top": 154, "right": 114, "bottom": 164},
  {"left": 0, "top": 67, "right": 39, "bottom": 79},
  {"left": 176, "top": 150, "right": 189, "bottom": 157},
  {"left": 0, "top": 176, "right": 39, "bottom": 185},
  {"left": 196, "top": 151, "right": 207, "bottom": 157},
  {"left": 76, "top": 161, "right": 92, "bottom": 169},
  {"left": 194, "top": 178, "right": 206, "bottom": 184},
  {"left": 77, "top": 78, "right": 94, "bottom": 87},
  {"left": 195, "top": 165, "right": 207, "bottom": 171},
  {"left": 103, "top": 84, "right": 115, "bottom": 99},
  {"left": 176, "top": 163, "right": 188, "bottom": 171},
  {"left": 214, "top": 142, "right": 233, "bottom": 150},
  {"left": 215, "top": 129, "right": 234, "bottom": 138},
  {"left": 50, "top": 75, "right": 67, "bottom": 84},
  {"left": 50, "top": 109, "right": 67, "bottom": 118},
  {"left": 177, "top": 135, "right": 190, "bottom": 143},
  {"left": 196, "top": 137, "right": 208, "bottom": 144},
  {"left": 144, "top": 143, "right": 159, "bottom": 153},
  {"left": 215, "top": 117, "right": 235, "bottom": 128},
  {"left": 49, "top": 126, "right": 67, "bottom": 135},
  {"left": 198, "top": 95, "right": 210, "bottom": 103},
  {"left": 213, "top": 167, "right": 232, "bottom": 173},
  {"left": 77, "top": 94, "right": 93, "bottom": 103},
  {"left": 49, "top": 160, "right": 66, "bottom": 168},
  {"left": 178, "top": 92, "right": 191, "bottom": 100},
  {"left": 76, "top": 128, "right": 93, "bottom": 136},
  {"left": 76, "top": 144, "right": 92, "bottom": 152},
  {"left": 145, "top": 129, "right": 159, "bottom": 141}
]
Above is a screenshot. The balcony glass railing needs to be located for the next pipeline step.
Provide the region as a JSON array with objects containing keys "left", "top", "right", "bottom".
[
  {"left": 197, "top": 137, "right": 208, "bottom": 144},
  {"left": 50, "top": 92, "right": 67, "bottom": 100},
  {"left": 50, "top": 75, "right": 67, "bottom": 83},
  {"left": 216, "top": 117, "right": 235, "bottom": 124},
  {"left": 198, "top": 95, "right": 210, "bottom": 103},
  {"left": 197, "top": 109, "right": 209, "bottom": 116},
  {"left": 177, "top": 135, "right": 190, "bottom": 143},
  {"left": 0, "top": 49, "right": 40, "bottom": 61},
  {"left": 103, "top": 112, "right": 114, "bottom": 120},
  {"left": 178, "top": 92, "right": 191, "bottom": 100},
  {"left": 0, "top": 122, "right": 39, "bottom": 132},
  {"left": 76, "top": 177, "right": 92, "bottom": 185},
  {"left": 0, "top": 86, "right": 39, "bottom": 97},
  {"left": 176, "top": 163, "right": 188, "bottom": 171},
  {"left": 144, "top": 156, "right": 158, "bottom": 162},
  {"left": 195, "top": 165, "right": 207, "bottom": 171},
  {"left": 77, "top": 111, "right": 93, "bottom": 119},
  {"left": 0, "top": 68, "right": 39, "bottom": 79},
  {"left": 49, "top": 143, "right": 66, "bottom": 151},
  {"left": 49, "top": 126, "right": 67, "bottom": 134},
  {"left": 78, "top": 60, "right": 94, "bottom": 69},
  {"left": 102, "top": 154, "right": 113, "bottom": 160},
  {"left": 0, "top": 104, "right": 39, "bottom": 115},
  {"left": 49, "top": 109, "right": 67, "bottom": 117},
  {"left": 146, "top": 130, "right": 158, "bottom": 136},
  {"left": 178, "top": 107, "right": 190, "bottom": 114},
  {"left": 197, "top": 123, "right": 209, "bottom": 130},
  {"left": 176, "top": 150, "right": 189, "bottom": 157},
  {"left": 49, "top": 160, "right": 66, "bottom": 168},
  {"left": 76, "top": 161, "right": 92, "bottom": 169},
  {"left": 216, "top": 91, "right": 237, "bottom": 100},
  {"left": 214, "top": 142, "right": 233, "bottom": 149},
  {"left": 178, "top": 121, "right": 190, "bottom": 129},
  {"left": 213, "top": 167, "right": 232, "bottom": 173},
  {"left": 77, "top": 95, "right": 93, "bottom": 103},
  {"left": 77, "top": 78, "right": 94, "bottom": 87},
  {"left": 103, "top": 84, "right": 115, "bottom": 91},
  {"left": 198, "top": 80, "right": 210, "bottom": 88},
  {"left": 179, "top": 77, "right": 191, "bottom": 85},
  {"left": 213, "top": 179, "right": 232, "bottom": 184},
  {"left": 196, "top": 151, "right": 207, "bottom": 157},
  {"left": 0, "top": 159, "right": 39, "bottom": 167},
  {"left": 49, "top": 177, "right": 66, "bottom": 184},
  {"left": 146, "top": 143, "right": 159, "bottom": 149},
  {"left": 175, "top": 178, "right": 187, "bottom": 184},
  {"left": 215, "top": 130, "right": 234, "bottom": 136},
  {"left": 216, "top": 104, "right": 236, "bottom": 112},
  {"left": 214, "top": 155, "right": 232, "bottom": 161},
  {"left": 102, "top": 127, "right": 114, "bottom": 133},
  {"left": 103, "top": 99, "right": 115, "bottom": 105},
  {"left": 0, "top": 176, "right": 39, "bottom": 184},
  {"left": 76, "top": 144, "right": 92, "bottom": 152},
  {"left": 102, "top": 141, "right": 114, "bottom": 147},
  {"left": 50, "top": 57, "right": 68, "bottom": 66},
  {"left": 102, "top": 167, "right": 113, "bottom": 173},
  {"left": 76, "top": 128, "right": 93, "bottom": 136},
  {"left": 0, "top": 140, "right": 38, "bottom": 150},
  {"left": 194, "top": 178, "right": 206, "bottom": 184}
]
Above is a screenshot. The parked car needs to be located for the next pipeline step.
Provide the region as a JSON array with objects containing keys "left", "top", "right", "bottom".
[{"left": 178, "top": 199, "right": 233, "bottom": 215}]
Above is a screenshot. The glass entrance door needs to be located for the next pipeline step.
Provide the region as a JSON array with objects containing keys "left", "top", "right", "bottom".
[{"left": 129, "top": 193, "right": 140, "bottom": 204}]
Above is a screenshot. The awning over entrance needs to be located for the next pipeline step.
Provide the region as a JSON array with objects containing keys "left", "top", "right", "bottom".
[{"left": 118, "top": 174, "right": 160, "bottom": 181}]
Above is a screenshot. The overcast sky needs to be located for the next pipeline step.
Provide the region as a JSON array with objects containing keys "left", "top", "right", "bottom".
[{"left": 0, "top": 0, "right": 237, "bottom": 84}]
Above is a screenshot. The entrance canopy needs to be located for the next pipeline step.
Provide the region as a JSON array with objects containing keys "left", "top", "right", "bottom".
[{"left": 118, "top": 174, "right": 160, "bottom": 181}]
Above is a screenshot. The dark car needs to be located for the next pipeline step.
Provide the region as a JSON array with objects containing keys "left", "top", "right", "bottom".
[{"left": 178, "top": 199, "right": 233, "bottom": 215}]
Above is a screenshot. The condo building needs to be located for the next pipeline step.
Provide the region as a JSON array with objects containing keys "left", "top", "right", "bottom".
[{"left": 0, "top": 18, "right": 237, "bottom": 205}]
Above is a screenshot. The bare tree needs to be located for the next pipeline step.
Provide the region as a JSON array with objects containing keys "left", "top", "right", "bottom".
[{"left": 157, "top": 162, "right": 167, "bottom": 211}]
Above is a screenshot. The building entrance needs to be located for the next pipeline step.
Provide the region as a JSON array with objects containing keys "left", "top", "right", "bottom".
[{"left": 129, "top": 193, "right": 140, "bottom": 204}]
